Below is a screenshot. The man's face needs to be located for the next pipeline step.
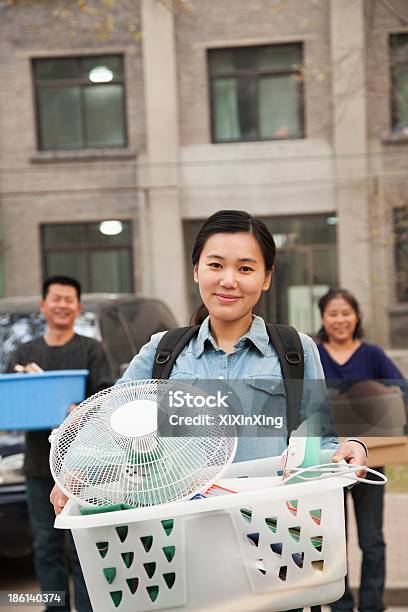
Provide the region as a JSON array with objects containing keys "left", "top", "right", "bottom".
[{"left": 40, "top": 284, "right": 81, "bottom": 331}]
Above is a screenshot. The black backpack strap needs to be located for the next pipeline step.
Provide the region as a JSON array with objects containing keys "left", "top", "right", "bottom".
[
  {"left": 266, "top": 324, "right": 304, "bottom": 435},
  {"left": 152, "top": 326, "right": 200, "bottom": 379}
]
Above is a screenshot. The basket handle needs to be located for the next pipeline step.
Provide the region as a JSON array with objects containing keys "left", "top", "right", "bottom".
[{"left": 284, "top": 463, "right": 388, "bottom": 486}]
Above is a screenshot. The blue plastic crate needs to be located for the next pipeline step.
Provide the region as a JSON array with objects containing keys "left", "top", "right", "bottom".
[{"left": 0, "top": 370, "right": 89, "bottom": 430}]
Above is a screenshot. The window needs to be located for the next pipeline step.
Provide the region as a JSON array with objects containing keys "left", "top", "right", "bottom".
[
  {"left": 390, "top": 34, "right": 408, "bottom": 132},
  {"left": 42, "top": 221, "right": 134, "bottom": 293},
  {"left": 184, "top": 214, "right": 337, "bottom": 333},
  {"left": 394, "top": 207, "right": 408, "bottom": 302},
  {"left": 208, "top": 44, "right": 304, "bottom": 143},
  {"left": 264, "top": 215, "right": 338, "bottom": 332},
  {"left": 33, "top": 55, "right": 127, "bottom": 150}
]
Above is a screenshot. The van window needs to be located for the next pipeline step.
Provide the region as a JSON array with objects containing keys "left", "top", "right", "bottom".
[
  {"left": 73, "top": 311, "right": 98, "bottom": 340},
  {"left": 119, "top": 301, "right": 177, "bottom": 350},
  {"left": 98, "top": 305, "right": 135, "bottom": 378},
  {"left": 0, "top": 313, "right": 45, "bottom": 372}
]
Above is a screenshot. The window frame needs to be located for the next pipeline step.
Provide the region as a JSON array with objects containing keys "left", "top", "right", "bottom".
[
  {"left": 390, "top": 33, "right": 408, "bottom": 132},
  {"left": 208, "top": 43, "right": 305, "bottom": 144},
  {"left": 41, "top": 220, "right": 134, "bottom": 293},
  {"left": 32, "top": 54, "right": 128, "bottom": 151}
]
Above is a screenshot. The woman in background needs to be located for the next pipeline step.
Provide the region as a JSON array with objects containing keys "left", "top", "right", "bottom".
[{"left": 317, "top": 288, "right": 405, "bottom": 612}]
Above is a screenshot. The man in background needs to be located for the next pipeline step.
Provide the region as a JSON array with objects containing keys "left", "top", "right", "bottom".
[{"left": 8, "top": 275, "right": 112, "bottom": 612}]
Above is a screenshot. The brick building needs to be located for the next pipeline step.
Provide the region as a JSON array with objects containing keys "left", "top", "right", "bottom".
[{"left": 0, "top": 0, "right": 407, "bottom": 345}]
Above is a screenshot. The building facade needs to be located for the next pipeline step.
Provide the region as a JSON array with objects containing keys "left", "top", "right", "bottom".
[{"left": 0, "top": 0, "right": 407, "bottom": 345}]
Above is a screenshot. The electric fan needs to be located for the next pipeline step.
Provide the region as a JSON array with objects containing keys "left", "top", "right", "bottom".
[{"left": 50, "top": 380, "right": 237, "bottom": 508}]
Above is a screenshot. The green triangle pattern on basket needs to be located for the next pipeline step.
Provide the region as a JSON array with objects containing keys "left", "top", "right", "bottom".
[
  {"left": 310, "top": 509, "right": 322, "bottom": 525},
  {"left": 126, "top": 578, "right": 139, "bottom": 594},
  {"left": 288, "top": 526, "right": 301, "bottom": 542},
  {"left": 116, "top": 526, "right": 128, "bottom": 543},
  {"left": 163, "top": 545, "right": 175, "bottom": 562},
  {"left": 265, "top": 516, "right": 278, "bottom": 533},
  {"left": 144, "top": 562, "right": 156, "bottom": 579},
  {"left": 103, "top": 567, "right": 116, "bottom": 584},
  {"left": 163, "top": 572, "right": 176, "bottom": 589},
  {"left": 161, "top": 519, "right": 174, "bottom": 536},
  {"left": 110, "top": 591, "right": 122, "bottom": 608},
  {"left": 96, "top": 541, "right": 109, "bottom": 558},
  {"left": 146, "top": 585, "right": 159, "bottom": 603},
  {"left": 240, "top": 508, "right": 252, "bottom": 523},
  {"left": 311, "top": 535, "right": 323, "bottom": 552},
  {"left": 121, "top": 552, "right": 134, "bottom": 568},
  {"left": 140, "top": 535, "right": 153, "bottom": 553},
  {"left": 285, "top": 499, "right": 298, "bottom": 516}
]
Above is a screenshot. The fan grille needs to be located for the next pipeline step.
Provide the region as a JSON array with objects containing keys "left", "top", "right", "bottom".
[{"left": 50, "top": 380, "right": 237, "bottom": 507}]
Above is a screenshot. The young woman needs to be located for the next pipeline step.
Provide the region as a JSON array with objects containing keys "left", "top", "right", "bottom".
[
  {"left": 52, "top": 211, "right": 367, "bottom": 512},
  {"left": 51, "top": 212, "right": 369, "bottom": 612},
  {"left": 317, "top": 288, "right": 405, "bottom": 612}
]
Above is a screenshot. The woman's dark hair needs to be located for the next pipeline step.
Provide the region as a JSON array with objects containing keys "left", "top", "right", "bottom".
[
  {"left": 191, "top": 210, "right": 276, "bottom": 325},
  {"left": 317, "top": 288, "right": 364, "bottom": 341}
]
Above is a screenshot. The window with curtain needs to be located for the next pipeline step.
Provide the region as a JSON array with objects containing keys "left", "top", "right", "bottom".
[
  {"left": 390, "top": 34, "right": 408, "bottom": 132},
  {"left": 208, "top": 43, "right": 304, "bottom": 143},
  {"left": 394, "top": 207, "right": 408, "bottom": 302},
  {"left": 33, "top": 55, "right": 127, "bottom": 150},
  {"left": 42, "top": 221, "right": 134, "bottom": 293}
]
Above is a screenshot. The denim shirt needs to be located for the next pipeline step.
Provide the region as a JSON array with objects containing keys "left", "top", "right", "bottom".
[{"left": 118, "top": 316, "right": 338, "bottom": 462}]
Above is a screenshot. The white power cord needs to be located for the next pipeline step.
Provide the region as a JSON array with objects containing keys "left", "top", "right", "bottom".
[{"left": 284, "top": 462, "right": 388, "bottom": 486}]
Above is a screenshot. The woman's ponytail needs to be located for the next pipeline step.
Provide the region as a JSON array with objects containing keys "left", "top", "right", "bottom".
[{"left": 191, "top": 303, "right": 209, "bottom": 326}]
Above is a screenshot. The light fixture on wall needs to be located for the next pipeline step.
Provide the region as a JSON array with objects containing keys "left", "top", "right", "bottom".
[
  {"left": 89, "top": 66, "right": 114, "bottom": 83},
  {"left": 326, "top": 216, "right": 338, "bottom": 226},
  {"left": 99, "top": 220, "right": 123, "bottom": 236}
]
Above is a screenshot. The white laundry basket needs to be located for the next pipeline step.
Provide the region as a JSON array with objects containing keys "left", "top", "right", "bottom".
[{"left": 55, "top": 456, "right": 347, "bottom": 612}]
